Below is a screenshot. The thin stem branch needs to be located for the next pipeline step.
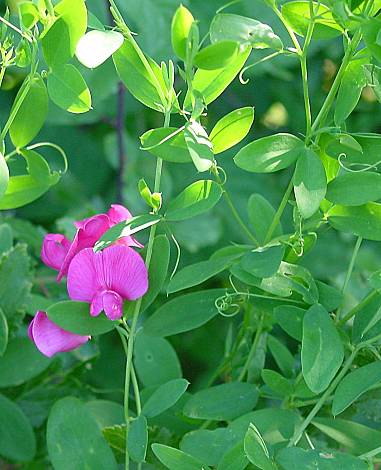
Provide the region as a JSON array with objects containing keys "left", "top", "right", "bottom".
[
  {"left": 115, "top": 82, "right": 126, "bottom": 204},
  {"left": 0, "top": 15, "right": 33, "bottom": 42},
  {"left": 264, "top": 174, "right": 294, "bottom": 244},
  {"left": 289, "top": 349, "right": 357, "bottom": 447},
  {"left": 338, "top": 290, "right": 379, "bottom": 326},
  {"left": 122, "top": 111, "right": 170, "bottom": 470},
  {"left": 238, "top": 313, "right": 265, "bottom": 381},
  {"left": 271, "top": 7, "right": 302, "bottom": 54},
  {"left": 336, "top": 236, "right": 363, "bottom": 322}
]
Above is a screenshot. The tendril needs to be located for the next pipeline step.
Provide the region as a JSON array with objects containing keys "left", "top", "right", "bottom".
[{"left": 338, "top": 153, "right": 381, "bottom": 173}]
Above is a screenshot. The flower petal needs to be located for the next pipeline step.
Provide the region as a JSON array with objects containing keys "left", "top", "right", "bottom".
[
  {"left": 99, "top": 245, "right": 148, "bottom": 300},
  {"left": 57, "top": 214, "right": 110, "bottom": 281},
  {"left": 67, "top": 248, "right": 99, "bottom": 302},
  {"left": 29, "top": 311, "right": 90, "bottom": 357},
  {"left": 41, "top": 234, "right": 71, "bottom": 271},
  {"left": 102, "top": 290, "right": 123, "bottom": 320}
]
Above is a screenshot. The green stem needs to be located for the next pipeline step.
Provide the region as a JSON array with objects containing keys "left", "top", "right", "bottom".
[
  {"left": 0, "top": 15, "right": 32, "bottom": 42},
  {"left": 338, "top": 290, "right": 379, "bottom": 326},
  {"left": 238, "top": 314, "right": 265, "bottom": 381},
  {"left": 214, "top": 169, "right": 259, "bottom": 246},
  {"left": 264, "top": 175, "right": 294, "bottom": 244},
  {"left": 360, "top": 445, "right": 381, "bottom": 461},
  {"left": 122, "top": 111, "right": 170, "bottom": 470},
  {"left": 336, "top": 236, "right": 363, "bottom": 323},
  {"left": 311, "top": 30, "right": 362, "bottom": 135},
  {"left": 289, "top": 349, "right": 357, "bottom": 447},
  {"left": 271, "top": 7, "right": 302, "bottom": 54}
]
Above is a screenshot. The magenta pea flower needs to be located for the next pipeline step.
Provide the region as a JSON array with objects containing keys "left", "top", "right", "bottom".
[
  {"left": 40, "top": 204, "right": 142, "bottom": 281},
  {"left": 28, "top": 311, "right": 90, "bottom": 357},
  {"left": 40, "top": 234, "right": 71, "bottom": 271},
  {"left": 67, "top": 245, "right": 148, "bottom": 320}
]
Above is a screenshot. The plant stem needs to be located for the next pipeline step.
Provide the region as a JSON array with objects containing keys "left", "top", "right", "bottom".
[
  {"left": 264, "top": 175, "right": 294, "bottom": 244},
  {"left": 122, "top": 112, "right": 170, "bottom": 470},
  {"left": 360, "top": 445, "right": 381, "bottom": 461},
  {"left": 214, "top": 169, "right": 259, "bottom": 246},
  {"left": 336, "top": 236, "right": 363, "bottom": 322},
  {"left": 0, "top": 77, "right": 31, "bottom": 142},
  {"left": 288, "top": 349, "right": 357, "bottom": 447},
  {"left": 0, "top": 15, "right": 32, "bottom": 42},
  {"left": 115, "top": 82, "right": 126, "bottom": 204},
  {"left": 338, "top": 290, "right": 379, "bottom": 326},
  {"left": 271, "top": 7, "right": 302, "bottom": 54},
  {"left": 238, "top": 313, "right": 265, "bottom": 381}
]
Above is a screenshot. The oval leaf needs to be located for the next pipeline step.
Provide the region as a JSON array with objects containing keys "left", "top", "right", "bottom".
[
  {"left": 152, "top": 443, "right": 209, "bottom": 470},
  {"left": 47, "top": 397, "right": 118, "bottom": 470},
  {"left": 294, "top": 148, "right": 327, "bottom": 219},
  {"left": 142, "top": 378, "right": 189, "bottom": 418},
  {"left": 166, "top": 180, "right": 222, "bottom": 221},
  {"left": 47, "top": 300, "right": 116, "bottom": 335},
  {"left": 143, "top": 289, "right": 225, "bottom": 337},
  {"left": 171, "top": 5, "right": 194, "bottom": 60},
  {"left": 332, "top": 361, "right": 381, "bottom": 415},
  {"left": 326, "top": 172, "right": 381, "bottom": 206},
  {"left": 194, "top": 41, "right": 239, "bottom": 70},
  {"left": 234, "top": 133, "right": 304, "bottom": 173},
  {"left": 47, "top": 64, "right": 91, "bottom": 113},
  {"left": 302, "top": 304, "right": 344, "bottom": 393},
  {"left": 76, "top": 30, "right": 124, "bottom": 68},
  {"left": 210, "top": 107, "right": 254, "bottom": 154},
  {"left": 140, "top": 127, "right": 191, "bottom": 163}
]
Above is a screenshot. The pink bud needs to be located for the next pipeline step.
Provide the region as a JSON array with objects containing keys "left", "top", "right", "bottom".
[{"left": 41, "top": 234, "right": 71, "bottom": 271}]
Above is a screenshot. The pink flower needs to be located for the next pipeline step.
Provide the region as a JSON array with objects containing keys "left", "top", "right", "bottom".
[
  {"left": 28, "top": 311, "right": 90, "bottom": 357},
  {"left": 41, "top": 234, "right": 71, "bottom": 271},
  {"left": 67, "top": 245, "right": 148, "bottom": 320},
  {"left": 40, "top": 204, "right": 142, "bottom": 281}
]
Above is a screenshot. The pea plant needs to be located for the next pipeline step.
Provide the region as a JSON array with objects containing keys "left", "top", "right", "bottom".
[{"left": 1, "top": 0, "right": 381, "bottom": 468}]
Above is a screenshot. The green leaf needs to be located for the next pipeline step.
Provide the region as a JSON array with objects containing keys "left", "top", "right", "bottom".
[
  {"left": 94, "top": 214, "right": 161, "bottom": 251},
  {"left": 41, "top": 0, "right": 87, "bottom": 68},
  {"left": 134, "top": 331, "right": 182, "bottom": 387},
  {"left": 0, "top": 244, "right": 32, "bottom": 332},
  {"left": 247, "top": 194, "right": 282, "bottom": 244},
  {"left": 168, "top": 257, "right": 231, "bottom": 294},
  {"left": 75, "top": 30, "right": 124, "bottom": 68},
  {"left": 261, "top": 370, "right": 293, "bottom": 397},
  {"left": 9, "top": 74, "right": 48, "bottom": 147},
  {"left": 210, "top": 14, "right": 283, "bottom": 50},
  {"left": 113, "top": 40, "right": 165, "bottom": 112},
  {"left": 0, "top": 393, "right": 36, "bottom": 462},
  {"left": 0, "top": 308, "right": 8, "bottom": 357},
  {"left": 194, "top": 41, "right": 239, "bottom": 70},
  {"left": 144, "top": 289, "right": 225, "bottom": 337},
  {"left": 19, "top": 2, "right": 39, "bottom": 29},
  {"left": 234, "top": 133, "right": 303, "bottom": 173},
  {"left": 180, "top": 428, "right": 237, "bottom": 467},
  {"left": 316, "top": 280, "right": 343, "bottom": 311},
  {"left": 152, "top": 444, "right": 210, "bottom": 470},
  {"left": 184, "top": 47, "right": 251, "bottom": 107},
  {"left": 302, "top": 304, "right": 344, "bottom": 393},
  {"left": 363, "top": 18, "right": 381, "bottom": 63},
  {"left": 141, "top": 235, "right": 170, "bottom": 313},
  {"left": 85, "top": 400, "right": 124, "bottom": 429},
  {"left": 244, "top": 424, "right": 276, "bottom": 470},
  {"left": 267, "top": 334, "right": 295, "bottom": 378},
  {"left": 274, "top": 305, "right": 306, "bottom": 341},
  {"left": 218, "top": 441, "right": 248, "bottom": 470},
  {"left": 140, "top": 127, "right": 191, "bottom": 163},
  {"left": 0, "top": 152, "right": 9, "bottom": 200},
  {"left": 128, "top": 415, "right": 148, "bottom": 463},
  {"left": 312, "top": 417, "right": 381, "bottom": 455},
  {"left": 210, "top": 107, "right": 254, "bottom": 154},
  {"left": 102, "top": 425, "right": 125, "bottom": 456},
  {"left": 281, "top": 1, "right": 343, "bottom": 39},
  {"left": 240, "top": 245, "right": 284, "bottom": 278},
  {"left": 334, "top": 58, "right": 367, "bottom": 125},
  {"left": 326, "top": 172, "right": 381, "bottom": 206},
  {"left": 352, "top": 292, "right": 381, "bottom": 343},
  {"left": 363, "top": 64, "right": 381, "bottom": 102},
  {"left": 0, "top": 337, "right": 51, "bottom": 387},
  {"left": 142, "top": 378, "right": 189, "bottom": 417},
  {"left": 184, "top": 121, "right": 214, "bottom": 172},
  {"left": 183, "top": 382, "right": 258, "bottom": 421},
  {"left": 0, "top": 224, "right": 13, "bottom": 253},
  {"left": 327, "top": 202, "right": 381, "bottom": 241},
  {"left": 276, "top": 448, "right": 367, "bottom": 470},
  {"left": 166, "top": 180, "right": 222, "bottom": 221},
  {"left": 47, "top": 64, "right": 91, "bottom": 113},
  {"left": 332, "top": 361, "right": 381, "bottom": 415},
  {"left": 171, "top": 5, "right": 194, "bottom": 60},
  {"left": 47, "top": 397, "right": 118, "bottom": 470},
  {"left": 294, "top": 148, "right": 327, "bottom": 219},
  {"left": 47, "top": 300, "right": 116, "bottom": 335}
]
